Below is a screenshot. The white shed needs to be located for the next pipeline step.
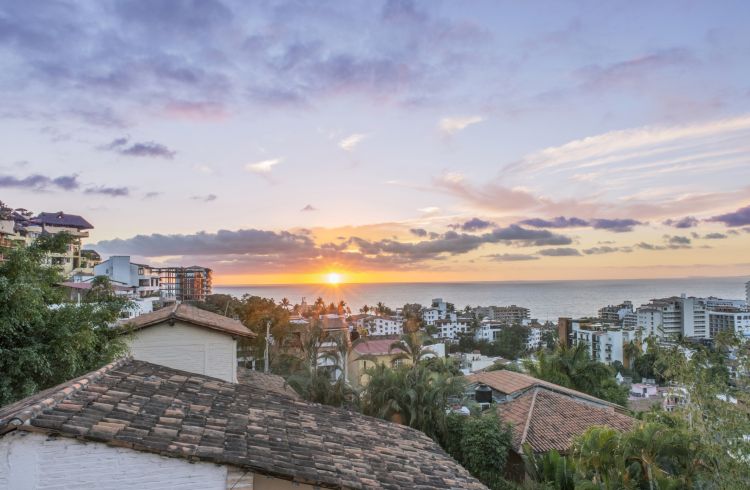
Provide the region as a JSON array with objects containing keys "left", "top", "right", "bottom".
[{"left": 124, "top": 303, "right": 255, "bottom": 383}]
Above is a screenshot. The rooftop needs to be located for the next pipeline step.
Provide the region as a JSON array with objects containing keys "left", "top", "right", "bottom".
[
  {"left": 497, "top": 387, "right": 634, "bottom": 453},
  {"left": 123, "top": 303, "right": 255, "bottom": 339},
  {"left": 352, "top": 338, "right": 405, "bottom": 356},
  {"left": 466, "top": 369, "right": 624, "bottom": 411},
  {"left": 0, "top": 359, "right": 485, "bottom": 489},
  {"left": 35, "top": 212, "right": 93, "bottom": 230}
]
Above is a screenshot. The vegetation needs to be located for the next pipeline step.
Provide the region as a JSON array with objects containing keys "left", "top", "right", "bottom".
[
  {"left": 525, "top": 343, "right": 629, "bottom": 405},
  {"left": 444, "top": 412, "right": 515, "bottom": 490},
  {"left": 455, "top": 324, "right": 530, "bottom": 359},
  {"left": 0, "top": 233, "right": 130, "bottom": 406}
]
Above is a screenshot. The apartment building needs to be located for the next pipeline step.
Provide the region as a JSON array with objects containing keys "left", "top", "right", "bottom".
[
  {"left": 473, "top": 304, "right": 530, "bottom": 324},
  {"left": 157, "top": 265, "right": 212, "bottom": 302},
  {"left": 746, "top": 280, "right": 750, "bottom": 308},
  {"left": 707, "top": 308, "right": 750, "bottom": 339},
  {"left": 0, "top": 211, "right": 94, "bottom": 275},
  {"left": 475, "top": 319, "right": 504, "bottom": 341},
  {"left": 637, "top": 294, "right": 748, "bottom": 340},
  {"left": 367, "top": 316, "right": 404, "bottom": 336},
  {"left": 93, "top": 255, "right": 161, "bottom": 298},
  {"left": 434, "top": 317, "right": 473, "bottom": 340},
  {"left": 570, "top": 320, "right": 637, "bottom": 366},
  {"left": 422, "top": 298, "right": 451, "bottom": 325},
  {"left": 599, "top": 301, "right": 637, "bottom": 328}
]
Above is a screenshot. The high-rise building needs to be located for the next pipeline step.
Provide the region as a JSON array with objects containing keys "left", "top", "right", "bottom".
[
  {"left": 156, "top": 265, "right": 212, "bottom": 302},
  {"left": 637, "top": 294, "right": 749, "bottom": 340}
]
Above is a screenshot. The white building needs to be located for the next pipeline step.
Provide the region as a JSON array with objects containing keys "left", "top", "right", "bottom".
[
  {"left": 746, "top": 280, "right": 750, "bottom": 308},
  {"left": 367, "top": 316, "right": 404, "bottom": 336},
  {"left": 474, "top": 319, "right": 503, "bottom": 342},
  {"left": 435, "top": 317, "right": 472, "bottom": 340},
  {"left": 637, "top": 294, "right": 749, "bottom": 340},
  {"left": 422, "top": 298, "right": 451, "bottom": 325},
  {"left": 93, "top": 255, "right": 161, "bottom": 298},
  {"left": 707, "top": 309, "right": 750, "bottom": 339},
  {"left": 124, "top": 303, "right": 255, "bottom": 383},
  {"left": 570, "top": 320, "right": 637, "bottom": 365},
  {"left": 526, "top": 327, "right": 542, "bottom": 350}
]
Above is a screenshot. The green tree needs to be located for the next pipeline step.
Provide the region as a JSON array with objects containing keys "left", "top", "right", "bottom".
[
  {"left": 494, "top": 324, "right": 529, "bottom": 359},
  {"left": 444, "top": 412, "right": 514, "bottom": 490},
  {"left": 390, "top": 331, "right": 434, "bottom": 366},
  {"left": 525, "top": 343, "right": 628, "bottom": 405},
  {"left": 0, "top": 233, "right": 130, "bottom": 405},
  {"left": 360, "top": 363, "right": 465, "bottom": 442}
]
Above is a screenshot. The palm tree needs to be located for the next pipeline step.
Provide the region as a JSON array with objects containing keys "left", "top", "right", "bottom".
[
  {"left": 624, "top": 340, "right": 641, "bottom": 369},
  {"left": 279, "top": 297, "right": 291, "bottom": 311},
  {"left": 337, "top": 300, "right": 347, "bottom": 315},
  {"left": 313, "top": 296, "right": 325, "bottom": 312},
  {"left": 390, "top": 331, "right": 434, "bottom": 367},
  {"left": 376, "top": 301, "right": 387, "bottom": 316},
  {"left": 360, "top": 304, "right": 370, "bottom": 314}
]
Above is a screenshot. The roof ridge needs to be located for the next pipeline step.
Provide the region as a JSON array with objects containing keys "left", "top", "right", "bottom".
[
  {"left": 519, "top": 387, "right": 539, "bottom": 447},
  {"left": 0, "top": 356, "right": 131, "bottom": 433}
]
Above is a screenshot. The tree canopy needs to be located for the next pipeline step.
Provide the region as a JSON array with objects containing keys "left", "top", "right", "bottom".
[{"left": 0, "top": 234, "right": 130, "bottom": 406}]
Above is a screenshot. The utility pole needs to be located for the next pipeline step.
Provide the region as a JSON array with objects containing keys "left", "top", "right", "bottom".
[{"left": 264, "top": 320, "right": 270, "bottom": 373}]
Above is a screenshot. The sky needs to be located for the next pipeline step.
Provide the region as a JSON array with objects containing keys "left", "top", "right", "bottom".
[{"left": 1, "top": 0, "right": 750, "bottom": 285}]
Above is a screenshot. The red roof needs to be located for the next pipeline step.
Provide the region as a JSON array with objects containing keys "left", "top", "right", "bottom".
[
  {"left": 353, "top": 338, "right": 404, "bottom": 356},
  {"left": 124, "top": 303, "right": 255, "bottom": 339}
]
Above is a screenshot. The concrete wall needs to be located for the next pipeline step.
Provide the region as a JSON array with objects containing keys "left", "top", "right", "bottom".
[
  {"left": 128, "top": 320, "right": 237, "bottom": 382},
  {"left": 0, "top": 431, "right": 226, "bottom": 490},
  {"left": 0, "top": 432, "right": 318, "bottom": 490}
]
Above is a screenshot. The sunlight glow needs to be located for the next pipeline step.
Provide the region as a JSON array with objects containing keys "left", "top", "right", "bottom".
[{"left": 326, "top": 272, "right": 343, "bottom": 285}]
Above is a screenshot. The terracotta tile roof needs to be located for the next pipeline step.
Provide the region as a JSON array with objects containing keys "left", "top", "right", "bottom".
[
  {"left": 497, "top": 388, "right": 634, "bottom": 453},
  {"left": 467, "top": 370, "right": 621, "bottom": 410},
  {"left": 236, "top": 367, "right": 300, "bottom": 400},
  {"left": 352, "top": 338, "right": 404, "bottom": 356},
  {"left": 124, "top": 303, "right": 255, "bottom": 339},
  {"left": 0, "top": 359, "right": 485, "bottom": 489}
]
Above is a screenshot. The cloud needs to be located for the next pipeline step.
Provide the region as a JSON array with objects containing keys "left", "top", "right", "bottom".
[
  {"left": 635, "top": 242, "right": 666, "bottom": 251},
  {"left": 0, "top": 174, "right": 80, "bottom": 191},
  {"left": 339, "top": 133, "right": 367, "bottom": 151},
  {"left": 85, "top": 186, "right": 129, "bottom": 197},
  {"left": 301, "top": 204, "right": 317, "bottom": 212},
  {"left": 590, "top": 218, "right": 642, "bottom": 233},
  {"left": 666, "top": 235, "right": 691, "bottom": 246},
  {"left": 143, "top": 191, "right": 161, "bottom": 199},
  {"left": 582, "top": 246, "right": 630, "bottom": 255},
  {"left": 245, "top": 158, "right": 281, "bottom": 173},
  {"left": 577, "top": 48, "right": 696, "bottom": 90},
  {"left": 439, "top": 115, "right": 484, "bottom": 136},
  {"left": 710, "top": 204, "right": 750, "bottom": 227},
  {"left": 190, "top": 194, "right": 217, "bottom": 202},
  {"left": 457, "top": 217, "right": 495, "bottom": 231},
  {"left": 537, "top": 247, "right": 582, "bottom": 257},
  {"left": 409, "top": 228, "right": 428, "bottom": 237},
  {"left": 484, "top": 253, "right": 539, "bottom": 262},
  {"left": 418, "top": 206, "right": 441, "bottom": 215},
  {"left": 102, "top": 138, "right": 176, "bottom": 159},
  {"left": 703, "top": 233, "right": 727, "bottom": 239},
  {"left": 519, "top": 216, "right": 589, "bottom": 228},
  {"left": 518, "top": 216, "right": 641, "bottom": 232},
  {"left": 664, "top": 216, "right": 699, "bottom": 228},
  {"left": 434, "top": 173, "right": 538, "bottom": 212}
]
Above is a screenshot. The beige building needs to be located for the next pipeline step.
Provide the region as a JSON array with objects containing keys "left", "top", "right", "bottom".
[{"left": 124, "top": 303, "right": 255, "bottom": 383}]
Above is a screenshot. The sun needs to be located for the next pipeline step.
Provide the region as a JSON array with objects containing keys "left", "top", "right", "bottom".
[{"left": 326, "top": 272, "right": 343, "bottom": 285}]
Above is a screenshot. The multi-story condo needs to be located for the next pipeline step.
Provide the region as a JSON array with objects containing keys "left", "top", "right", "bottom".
[
  {"left": 707, "top": 308, "right": 750, "bottom": 339},
  {"left": 435, "top": 317, "right": 473, "bottom": 340},
  {"left": 474, "top": 319, "right": 504, "bottom": 342},
  {"left": 5, "top": 211, "right": 93, "bottom": 275},
  {"left": 746, "top": 280, "right": 750, "bottom": 308},
  {"left": 422, "top": 298, "right": 451, "bottom": 325},
  {"left": 367, "top": 316, "right": 404, "bottom": 336},
  {"left": 637, "top": 294, "right": 748, "bottom": 340},
  {"left": 598, "top": 301, "right": 637, "bottom": 328},
  {"left": 156, "top": 265, "right": 212, "bottom": 302},
  {"left": 93, "top": 256, "right": 161, "bottom": 298},
  {"left": 570, "top": 320, "right": 638, "bottom": 366},
  {"left": 474, "top": 305, "right": 530, "bottom": 325}
]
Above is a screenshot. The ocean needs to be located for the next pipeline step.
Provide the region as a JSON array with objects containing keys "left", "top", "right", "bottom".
[{"left": 214, "top": 276, "right": 749, "bottom": 321}]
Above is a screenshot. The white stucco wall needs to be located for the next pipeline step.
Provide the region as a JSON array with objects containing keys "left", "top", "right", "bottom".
[
  {"left": 0, "top": 431, "right": 227, "bottom": 490},
  {"left": 128, "top": 321, "right": 237, "bottom": 382}
]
